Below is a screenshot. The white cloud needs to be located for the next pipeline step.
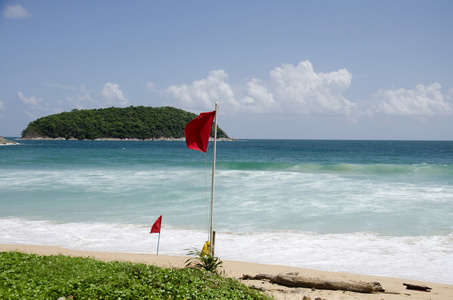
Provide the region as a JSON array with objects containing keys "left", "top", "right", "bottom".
[
  {"left": 60, "top": 83, "right": 128, "bottom": 110},
  {"left": 240, "top": 78, "right": 277, "bottom": 113},
  {"left": 18, "top": 92, "right": 43, "bottom": 106},
  {"left": 166, "top": 70, "right": 239, "bottom": 111},
  {"left": 166, "top": 61, "right": 356, "bottom": 116},
  {"left": 373, "top": 83, "right": 452, "bottom": 116},
  {"left": 17, "top": 92, "right": 48, "bottom": 119},
  {"left": 101, "top": 82, "right": 129, "bottom": 107},
  {"left": 3, "top": 5, "right": 30, "bottom": 19},
  {"left": 250, "top": 61, "right": 355, "bottom": 115},
  {"left": 164, "top": 61, "right": 453, "bottom": 121}
]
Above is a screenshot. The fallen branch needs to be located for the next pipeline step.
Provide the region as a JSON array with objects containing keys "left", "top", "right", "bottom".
[
  {"left": 403, "top": 283, "right": 431, "bottom": 292},
  {"left": 241, "top": 274, "right": 274, "bottom": 280},
  {"left": 270, "top": 272, "right": 384, "bottom": 293}
]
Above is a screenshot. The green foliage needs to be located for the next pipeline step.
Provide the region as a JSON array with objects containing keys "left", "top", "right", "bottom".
[
  {"left": 185, "top": 248, "right": 224, "bottom": 274},
  {"left": 21, "top": 106, "right": 230, "bottom": 140},
  {"left": 0, "top": 251, "right": 271, "bottom": 300}
]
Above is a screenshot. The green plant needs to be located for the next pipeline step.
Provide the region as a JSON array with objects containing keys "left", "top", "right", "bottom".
[
  {"left": 185, "top": 248, "right": 224, "bottom": 274},
  {"left": 0, "top": 251, "right": 271, "bottom": 299}
]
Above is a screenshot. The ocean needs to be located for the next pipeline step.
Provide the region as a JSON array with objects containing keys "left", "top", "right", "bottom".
[{"left": 1, "top": 139, "right": 452, "bottom": 284}]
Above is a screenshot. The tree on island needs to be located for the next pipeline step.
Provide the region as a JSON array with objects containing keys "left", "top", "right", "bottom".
[{"left": 21, "top": 106, "right": 231, "bottom": 140}]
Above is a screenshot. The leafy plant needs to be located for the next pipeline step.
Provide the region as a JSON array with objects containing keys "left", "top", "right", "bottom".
[
  {"left": 0, "top": 251, "right": 271, "bottom": 299},
  {"left": 185, "top": 248, "right": 224, "bottom": 274}
]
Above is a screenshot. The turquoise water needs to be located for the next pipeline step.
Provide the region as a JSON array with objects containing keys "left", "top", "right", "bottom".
[{"left": 1, "top": 139, "right": 453, "bottom": 283}]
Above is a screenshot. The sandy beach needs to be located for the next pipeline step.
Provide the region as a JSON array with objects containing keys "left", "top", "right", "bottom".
[{"left": 1, "top": 244, "right": 451, "bottom": 300}]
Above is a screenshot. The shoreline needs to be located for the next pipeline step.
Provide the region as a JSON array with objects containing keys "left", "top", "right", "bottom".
[{"left": 1, "top": 244, "right": 452, "bottom": 300}]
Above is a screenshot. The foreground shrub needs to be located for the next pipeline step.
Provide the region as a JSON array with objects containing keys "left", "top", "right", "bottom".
[
  {"left": 0, "top": 251, "right": 271, "bottom": 300},
  {"left": 185, "top": 248, "right": 224, "bottom": 274}
]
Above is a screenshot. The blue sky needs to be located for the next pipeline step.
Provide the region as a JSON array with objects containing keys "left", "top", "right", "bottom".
[{"left": 1, "top": 1, "right": 452, "bottom": 139}]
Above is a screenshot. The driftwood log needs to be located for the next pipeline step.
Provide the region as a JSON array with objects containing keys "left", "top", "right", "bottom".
[
  {"left": 269, "top": 272, "right": 384, "bottom": 293},
  {"left": 403, "top": 283, "right": 431, "bottom": 292}
]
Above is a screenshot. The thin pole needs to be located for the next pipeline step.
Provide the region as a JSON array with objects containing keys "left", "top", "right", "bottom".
[
  {"left": 156, "top": 232, "right": 160, "bottom": 255},
  {"left": 210, "top": 102, "right": 218, "bottom": 256}
]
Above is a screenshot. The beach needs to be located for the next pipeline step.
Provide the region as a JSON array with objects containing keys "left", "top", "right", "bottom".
[{"left": 1, "top": 244, "right": 452, "bottom": 300}]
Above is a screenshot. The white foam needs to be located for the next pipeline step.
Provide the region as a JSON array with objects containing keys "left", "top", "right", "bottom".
[{"left": 1, "top": 217, "right": 452, "bottom": 284}]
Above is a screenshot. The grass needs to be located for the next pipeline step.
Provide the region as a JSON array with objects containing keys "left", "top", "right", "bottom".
[{"left": 0, "top": 251, "right": 272, "bottom": 300}]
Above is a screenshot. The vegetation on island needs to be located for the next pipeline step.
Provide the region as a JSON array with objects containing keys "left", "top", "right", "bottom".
[
  {"left": 0, "top": 252, "right": 271, "bottom": 300},
  {"left": 21, "top": 106, "right": 230, "bottom": 140}
]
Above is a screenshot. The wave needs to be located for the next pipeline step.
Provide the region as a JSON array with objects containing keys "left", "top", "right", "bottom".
[{"left": 217, "top": 161, "right": 453, "bottom": 177}]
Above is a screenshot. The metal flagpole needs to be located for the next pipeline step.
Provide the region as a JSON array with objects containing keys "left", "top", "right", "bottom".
[
  {"left": 209, "top": 102, "right": 218, "bottom": 256},
  {"left": 156, "top": 232, "right": 160, "bottom": 255}
]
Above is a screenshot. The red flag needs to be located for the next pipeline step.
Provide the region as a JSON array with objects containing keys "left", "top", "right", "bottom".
[
  {"left": 150, "top": 215, "right": 162, "bottom": 234},
  {"left": 184, "top": 111, "right": 215, "bottom": 153}
]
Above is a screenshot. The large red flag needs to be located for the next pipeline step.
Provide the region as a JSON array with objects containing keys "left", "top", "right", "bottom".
[
  {"left": 150, "top": 215, "right": 162, "bottom": 234},
  {"left": 184, "top": 111, "right": 215, "bottom": 153}
]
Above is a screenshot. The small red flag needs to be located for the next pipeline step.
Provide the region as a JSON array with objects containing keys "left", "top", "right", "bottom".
[
  {"left": 150, "top": 215, "right": 162, "bottom": 234},
  {"left": 184, "top": 111, "right": 215, "bottom": 153}
]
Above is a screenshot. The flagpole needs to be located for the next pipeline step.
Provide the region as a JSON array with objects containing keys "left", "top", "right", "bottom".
[
  {"left": 210, "top": 102, "right": 218, "bottom": 256},
  {"left": 156, "top": 232, "right": 160, "bottom": 255}
]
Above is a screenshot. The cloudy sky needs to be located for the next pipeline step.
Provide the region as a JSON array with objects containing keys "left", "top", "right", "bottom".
[{"left": 1, "top": 1, "right": 452, "bottom": 140}]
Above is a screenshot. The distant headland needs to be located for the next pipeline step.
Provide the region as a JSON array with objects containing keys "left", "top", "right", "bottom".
[
  {"left": 20, "top": 106, "right": 234, "bottom": 141},
  {"left": 0, "top": 136, "right": 17, "bottom": 145}
]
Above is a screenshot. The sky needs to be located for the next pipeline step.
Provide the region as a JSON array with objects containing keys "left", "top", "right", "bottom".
[{"left": 1, "top": 1, "right": 452, "bottom": 140}]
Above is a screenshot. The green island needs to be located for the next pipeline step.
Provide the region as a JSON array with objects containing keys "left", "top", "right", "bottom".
[
  {"left": 21, "top": 106, "right": 230, "bottom": 140},
  {"left": 0, "top": 251, "right": 271, "bottom": 299}
]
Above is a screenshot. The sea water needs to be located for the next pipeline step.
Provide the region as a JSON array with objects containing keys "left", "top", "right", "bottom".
[{"left": 1, "top": 139, "right": 452, "bottom": 284}]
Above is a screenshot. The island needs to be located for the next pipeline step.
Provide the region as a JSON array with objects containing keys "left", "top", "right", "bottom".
[{"left": 21, "top": 106, "right": 232, "bottom": 141}]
